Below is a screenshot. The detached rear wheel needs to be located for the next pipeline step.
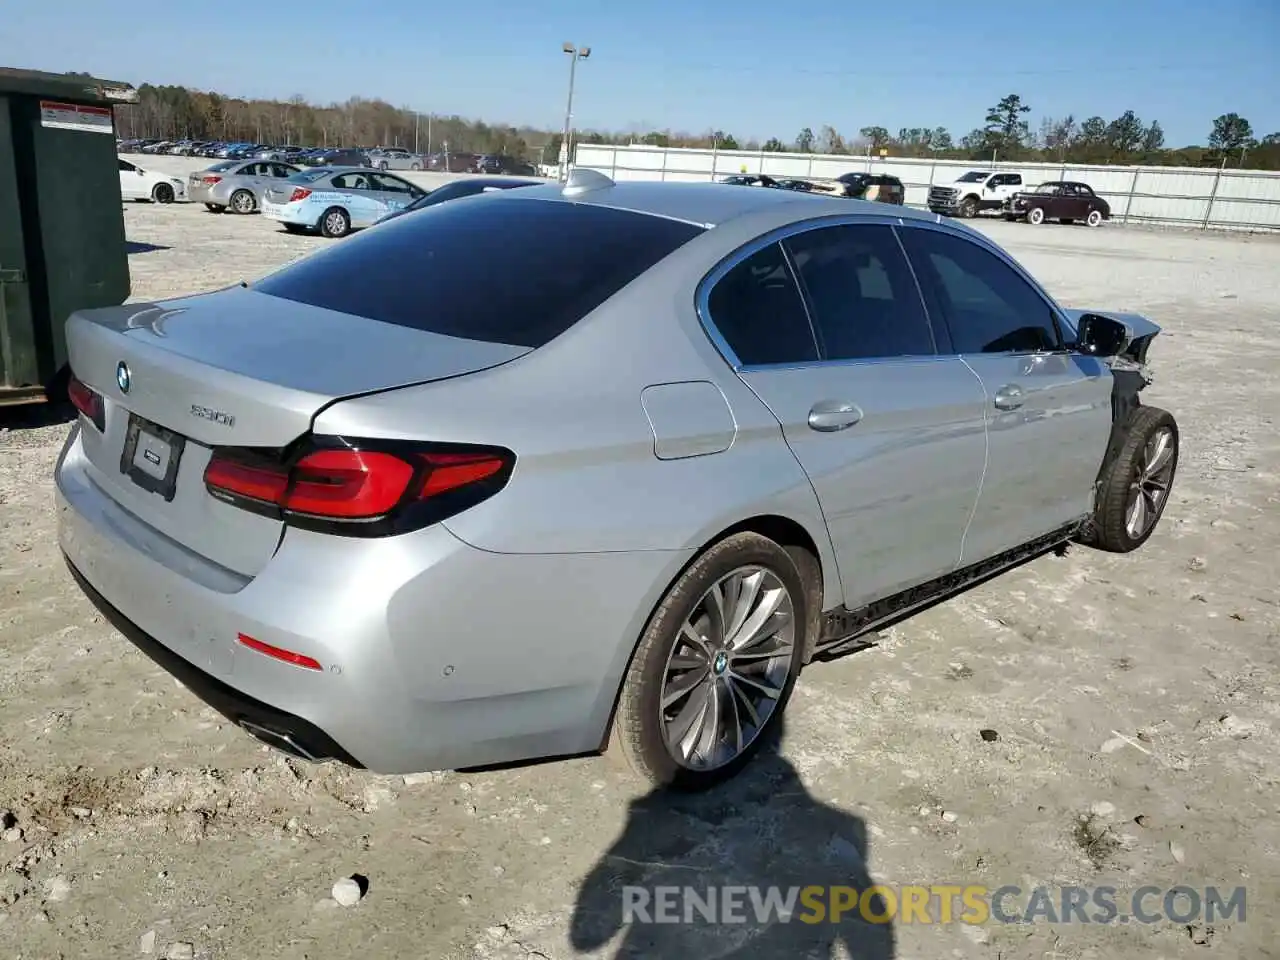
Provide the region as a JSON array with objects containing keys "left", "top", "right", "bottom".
[
  {"left": 611, "top": 532, "right": 809, "bottom": 791},
  {"left": 1086, "top": 406, "right": 1179, "bottom": 553}
]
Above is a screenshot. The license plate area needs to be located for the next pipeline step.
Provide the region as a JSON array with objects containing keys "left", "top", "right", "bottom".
[{"left": 120, "top": 413, "right": 187, "bottom": 502}]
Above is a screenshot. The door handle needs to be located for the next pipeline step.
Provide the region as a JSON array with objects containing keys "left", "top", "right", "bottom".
[
  {"left": 808, "top": 401, "right": 864, "bottom": 432},
  {"left": 993, "top": 384, "right": 1024, "bottom": 410}
]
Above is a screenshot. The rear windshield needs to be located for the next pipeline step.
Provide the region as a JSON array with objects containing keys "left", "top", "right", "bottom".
[
  {"left": 207, "top": 160, "right": 239, "bottom": 172},
  {"left": 286, "top": 169, "right": 336, "bottom": 183},
  {"left": 253, "top": 196, "right": 706, "bottom": 348}
]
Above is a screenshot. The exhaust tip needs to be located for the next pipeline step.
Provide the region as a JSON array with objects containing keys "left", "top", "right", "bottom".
[{"left": 238, "top": 719, "right": 330, "bottom": 763}]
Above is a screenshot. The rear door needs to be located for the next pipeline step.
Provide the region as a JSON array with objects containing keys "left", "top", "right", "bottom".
[
  {"left": 704, "top": 221, "right": 988, "bottom": 609},
  {"left": 899, "top": 224, "right": 1113, "bottom": 564}
]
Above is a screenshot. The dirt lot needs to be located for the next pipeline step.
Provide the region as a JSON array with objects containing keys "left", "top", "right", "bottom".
[{"left": 1, "top": 182, "right": 1278, "bottom": 960}]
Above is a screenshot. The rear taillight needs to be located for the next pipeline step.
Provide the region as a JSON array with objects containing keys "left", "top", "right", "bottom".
[
  {"left": 202, "top": 175, "right": 222, "bottom": 185},
  {"left": 67, "top": 374, "right": 105, "bottom": 432},
  {"left": 288, "top": 188, "right": 311, "bottom": 202},
  {"left": 203, "top": 438, "right": 515, "bottom": 537}
]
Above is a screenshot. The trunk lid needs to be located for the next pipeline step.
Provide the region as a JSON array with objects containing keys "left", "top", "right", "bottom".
[{"left": 65, "top": 285, "right": 529, "bottom": 576}]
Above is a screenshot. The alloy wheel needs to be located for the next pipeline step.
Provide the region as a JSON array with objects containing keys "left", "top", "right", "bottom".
[
  {"left": 659, "top": 565, "right": 796, "bottom": 771},
  {"left": 1125, "top": 427, "right": 1175, "bottom": 538}
]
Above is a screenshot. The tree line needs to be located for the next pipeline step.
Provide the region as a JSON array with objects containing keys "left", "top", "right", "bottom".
[{"left": 106, "top": 79, "right": 1280, "bottom": 171}]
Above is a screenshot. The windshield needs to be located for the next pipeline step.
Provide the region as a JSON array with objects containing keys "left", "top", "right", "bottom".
[{"left": 957, "top": 171, "right": 989, "bottom": 183}]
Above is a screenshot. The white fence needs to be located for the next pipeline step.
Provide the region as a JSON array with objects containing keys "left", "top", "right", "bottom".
[{"left": 573, "top": 144, "right": 1280, "bottom": 232}]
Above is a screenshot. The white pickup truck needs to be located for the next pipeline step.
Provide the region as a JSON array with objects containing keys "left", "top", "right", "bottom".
[{"left": 927, "top": 170, "right": 1025, "bottom": 218}]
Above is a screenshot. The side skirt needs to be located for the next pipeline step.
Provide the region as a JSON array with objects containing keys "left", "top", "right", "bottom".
[{"left": 813, "top": 520, "right": 1085, "bottom": 661}]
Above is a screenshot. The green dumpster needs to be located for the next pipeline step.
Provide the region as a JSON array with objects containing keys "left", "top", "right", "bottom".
[{"left": 0, "top": 67, "right": 136, "bottom": 406}]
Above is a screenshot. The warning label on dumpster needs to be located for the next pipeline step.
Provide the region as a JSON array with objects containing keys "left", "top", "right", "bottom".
[{"left": 39, "top": 101, "right": 114, "bottom": 134}]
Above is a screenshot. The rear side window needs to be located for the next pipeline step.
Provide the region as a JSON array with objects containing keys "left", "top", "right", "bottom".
[
  {"left": 705, "top": 242, "right": 818, "bottom": 366},
  {"left": 784, "top": 224, "right": 935, "bottom": 359},
  {"left": 254, "top": 198, "right": 705, "bottom": 348}
]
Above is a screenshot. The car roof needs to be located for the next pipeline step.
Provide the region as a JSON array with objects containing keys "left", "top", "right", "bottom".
[{"left": 503, "top": 177, "right": 941, "bottom": 229}]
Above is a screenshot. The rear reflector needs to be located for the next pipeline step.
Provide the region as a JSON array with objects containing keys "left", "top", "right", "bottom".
[
  {"left": 67, "top": 374, "right": 105, "bottom": 432},
  {"left": 237, "top": 633, "right": 322, "bottom": 671},
  {"left": 288, "top": 188, "right": 312, "bottom": 202},
  {"left": 204, "top": 438, "right": 515, "bottom": 536}
]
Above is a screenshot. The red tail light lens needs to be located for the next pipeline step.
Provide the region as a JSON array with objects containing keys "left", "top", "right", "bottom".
[
  {"left": 288, "top": 188, "right": 312, "bottom": 202},
  {"left": 67, "top": 374, "right": 105, "bottom": 432},
  {"left": 202, "top": 175, "right": 222, "bottom": 185},
  {"left": 203, "top": 439, "right": 515, "bottom": 536}
]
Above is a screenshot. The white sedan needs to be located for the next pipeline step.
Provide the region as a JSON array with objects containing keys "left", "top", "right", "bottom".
[{"left": 118, "top": 157, "right": 187, "bottom": 203}]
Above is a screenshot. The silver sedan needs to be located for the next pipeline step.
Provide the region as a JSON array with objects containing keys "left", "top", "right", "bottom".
[
  {"left": 55, "top": 170, "right": 1177, "bottom": 791},
  {"left": 188, "top": 159, "right": 301, "bottom": 214},
  {"left": 367, "top": 148, "right": 425, "bottom": 171}
]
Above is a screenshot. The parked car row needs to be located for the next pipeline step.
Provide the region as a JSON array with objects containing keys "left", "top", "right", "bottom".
[
  {"left": 719, "top": 172, "right": 906, "bottom": 205},
  {"left": 118, "top": 139, "right": 540, "bottom": 176},
  {"left": 726, "top": 167, "right": 1112, "bottom": 226}
]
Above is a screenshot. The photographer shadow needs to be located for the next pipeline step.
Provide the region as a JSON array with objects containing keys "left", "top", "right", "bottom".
[{"left": 570, "top": 718, "right": 896, "bottom": 959}]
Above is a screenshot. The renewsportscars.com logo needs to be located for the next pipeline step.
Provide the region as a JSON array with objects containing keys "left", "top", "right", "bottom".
[{"left": 621, "top": 884, "right": 1247, "bottom": 926}]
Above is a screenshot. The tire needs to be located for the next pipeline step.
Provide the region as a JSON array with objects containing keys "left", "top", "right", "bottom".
[
  {"left": 229, "top": 189, "right": 257, "bottom": 214},
  {"left": 1027, "top": 206, "right": 1046, "bottom": 225},
  {"left": 1085, "top": 406, "right": 1179, "bottom": 553},
  {"left": 1087, "top": 209, "right": 1104, "bottom": 227},
  {"left": 205, "top": 203, "right": 224, "bottom": 213},
  {"left": 410, "top": 162, "right": 421, "bottom": 171},
  {"left": 958, "top": 195, "right": 979, "bottom": 218},
  {"left": 151, "top": 182, "right": 175, "bottom": 204},
  {"left": 318, "top": 206, "right": 350, "bottom": 238},
  {"left": 378, "top": 161, "right": 389, "bottom": 171},
  {"left": 610, "top": 532, "right": 811, "bottom": 791}
]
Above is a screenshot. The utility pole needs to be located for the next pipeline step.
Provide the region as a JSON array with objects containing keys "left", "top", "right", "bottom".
[{"left": 560, "top": 42, "right": 591, "bottom": 180}]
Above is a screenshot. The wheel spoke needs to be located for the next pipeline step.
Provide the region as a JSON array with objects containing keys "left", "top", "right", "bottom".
[
  {"left": 702, "top": 583, "right": 729, "bottom": 646},
  {"left": 1144, "top": 431, "right": 1173, "bottom": 480},
  {"left": 728, "top": 585, "right": 788, "bottom": 651},
  {"left": 690, "top": 679, "right": 722, "bottom": 762},
  {"left": 732, "top": 635, "right": 794, "bottom": 664},
  {"left": 724, "top": 678, "right": 745, "bottom": 756},
  {"left": 1125, "top": 487, "right": 1147, "bottom": 537},
  {"left": 667, "top": 678, "right": 713, "bottom": 755},
  {"left": 723, "top": 570, "right": 763, "bottom": 642},
  {"left": 662, "top": 664, "right": 710, "bottom": 709},
  {"left": 728, "top": 668, "right": 783, "bottom": 700},
  {"left": 728, "top": 676, "right": 762, "bottom": 731}
]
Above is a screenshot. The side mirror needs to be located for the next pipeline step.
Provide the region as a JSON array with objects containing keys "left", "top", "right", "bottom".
[{"left": 1075, "top": 313, "right": 1131, "bottom": 357}]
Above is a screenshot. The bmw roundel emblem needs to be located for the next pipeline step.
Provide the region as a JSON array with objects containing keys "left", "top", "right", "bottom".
[{"left": 116, "top": 361, "right": 131, "bottom": 394}]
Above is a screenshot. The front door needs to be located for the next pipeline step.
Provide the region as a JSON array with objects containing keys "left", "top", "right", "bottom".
[
  {"left": 703, "top": 223, "right": 988, "bottom": 610},
  {"left": 899, "top": 224, "right": 1114, "bottom": 564}
]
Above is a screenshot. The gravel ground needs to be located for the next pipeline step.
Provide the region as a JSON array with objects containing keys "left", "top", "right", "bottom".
[{"left": 1, "top": 168, "right": 1278, "bottom": 960}]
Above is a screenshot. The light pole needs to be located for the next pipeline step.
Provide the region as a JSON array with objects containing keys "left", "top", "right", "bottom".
[{"left": 560, "top": 42, "right": 590, "bottom": 180}]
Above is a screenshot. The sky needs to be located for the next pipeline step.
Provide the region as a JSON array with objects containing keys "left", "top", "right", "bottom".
[{"left": 5, "top": 0, "right": 1278, "bottom": 146}]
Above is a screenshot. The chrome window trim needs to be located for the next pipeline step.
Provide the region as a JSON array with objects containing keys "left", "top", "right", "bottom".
[{"left": 694, "top": 212, "right": 948, "bottom": 372}]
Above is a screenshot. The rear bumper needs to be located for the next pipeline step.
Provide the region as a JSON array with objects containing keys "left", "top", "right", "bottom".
[
  {"left": 63, "top": 556, "right": 362, "bottom": 766},
  {"left": 55, "top": 423, "right": 689, "bottom": 774},
  {"left": 260, "top": 201, "right": 312, "bottom": 225}
]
